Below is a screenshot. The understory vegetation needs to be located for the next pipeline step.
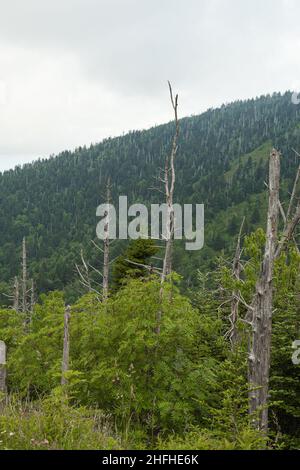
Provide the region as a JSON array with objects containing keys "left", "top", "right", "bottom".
[
  {"left": 0, "top": 229, "right": 299, "bottom": 450},
  {"left": 1, "top": 93, "right": 300, "bottom": 450}
]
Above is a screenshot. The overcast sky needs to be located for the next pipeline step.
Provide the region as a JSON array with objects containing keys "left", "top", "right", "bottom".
[{"left": 0, "top": 0, "right": 300, "bottom": 171}]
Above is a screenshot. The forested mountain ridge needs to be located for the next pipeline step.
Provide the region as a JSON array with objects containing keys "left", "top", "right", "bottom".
[
  {"left": 1, "top": 91, "right": 300, "bottom": 450},
  {"left": 1, "top": 91, "right": 300, "bottom": 301}
]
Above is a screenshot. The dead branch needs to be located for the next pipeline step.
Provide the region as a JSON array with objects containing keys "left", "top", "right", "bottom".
[{"left": 286, "top": 162, "right": 300, "bottom": 222}]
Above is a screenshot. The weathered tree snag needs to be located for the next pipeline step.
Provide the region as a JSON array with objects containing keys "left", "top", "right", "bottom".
[
  {"left": 229, "top": 217, "right": 245, "bottom": 348},
  {"left": 103, "top": 179, "right": 111, "bottom": 300},
  {"left": 246, "top": 151, "right": 300, "bottom": 432},
  {"left": 22, "top": 237, "right": 27, "bottom": 314},
  {"left": 156, "top": 82, "right": 179, "bottom": 334},
  {"left": 248, "top": 149, "right": 280, "bottom": 433},
  {"left": 61, "top": 306, "right": 71, "bottom": 386},
  {"left": 30, "top": 279, "right": 35, "bottom": 316},
  {"left": 75, "top": 179, "right": 112, "bottom": 300},
  {"left": 161, "top": 81, "right": 179, "bottom": 282},
  {"left": 13, "top": 276, "right": 19, "bottom": 312},
  {"left": 0, "top": 340, "right": 7, "bottom": 400},
  {"left": 76, "top": 250, "right": 103, "bottom": 299}
]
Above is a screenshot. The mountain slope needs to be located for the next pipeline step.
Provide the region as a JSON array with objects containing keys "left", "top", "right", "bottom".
[{"left": 1, "top": 91, "right": 300, "bottom": 302}]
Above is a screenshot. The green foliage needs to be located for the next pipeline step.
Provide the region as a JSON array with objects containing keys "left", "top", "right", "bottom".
[
  {"left": 270, "top": 248, "right": 300, "bottom": 446},
  {"left": 112, "top": 239, "right": 158, "bottom": 289},
  {"left": 71, "top": 277, "right": 223, "bottom": 438},
  {"left": 194, "top": 231, "right": 300, "bottom": 449},
  {"left": 7, "top": 292, "right": 65, "bottom": 397},
  {"left": 0, "top": 276, "right": 229, "bottom": 448},
  {"left": 158, "top": 427, "right": 267, "bottom": 450},
  {"left": 1, "top": 92, "right": 300, "bottom": 301},
  {"left": 1, "top": 91, "right": 300, "bottom": 448},
  {"left": 1, "top": 221, "right": 300, "bottom": 449},
  {"left": 0, "top": 308, "right": 24, "bottom": 349}
]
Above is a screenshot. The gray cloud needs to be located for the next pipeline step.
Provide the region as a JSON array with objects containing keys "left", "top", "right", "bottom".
[{"left": 0, "top": 0, "right": 300, "bottom": 171}]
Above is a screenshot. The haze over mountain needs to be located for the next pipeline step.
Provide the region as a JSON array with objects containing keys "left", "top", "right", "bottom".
[{"left": 1, "top": 0, "right": 300, "bottom": 171}]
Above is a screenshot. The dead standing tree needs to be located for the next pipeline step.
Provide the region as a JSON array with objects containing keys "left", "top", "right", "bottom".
[
  {"left": 228, "top": 217, "right": 245, "bottom": 348},
  {"left": 61, "top": 305, "right": 71, "bottom": 387},
  {"left": 2, "top": 239, "right": 35, "bottom": 316},
  {"left": 30, "top": 279, "right": 35, "bottom": 317},
  {"left": 161, "top": 81, "right": 179, "bottom": 282},
  {"left": 0, "top": 340, "right": 7, "bottom": 400},
  {"left": 76, "top": 179, "right": 113, "bottom": 300},
  {"left": 21, "top": 237, "right": 35, "bottom": 325},
  {"left": 13, "top": 276, "right": 19, "bottom": 312},
  {"left": 156, "top": 82, "right": 179, "bottom": 333},
  {"left": 247, "top": 149, "right": 280, "bottom": 432},
  {"left": 247, "top": 149, "right": 300, "bottom": 432},
  {"left": 102, "top": 179, "right": 111, "bottom": 300},
  {"left": 22, "top": 237, "right": 27, "bottom": 314},
  {"left": 2, "top": 250, "right": 36, "bottom": 321}
]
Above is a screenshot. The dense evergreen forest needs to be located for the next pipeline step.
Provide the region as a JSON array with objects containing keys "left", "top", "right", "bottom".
[
  {"left": 1, "top": 91, "right": 300, "bottom": 301},
  {"left": 0, "top": 92, "right": 300, "bottom": 450}
]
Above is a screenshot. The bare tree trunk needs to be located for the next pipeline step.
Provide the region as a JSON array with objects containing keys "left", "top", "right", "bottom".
[
  {"left": 229, "top": 217, "right": 245, "bottom": 348},
  {"left": 156, "top": 82, "right": 179, "bottom": 334},
  {"left": 22, "top": 237, "right": 27, "bottom": 314},
  {"left": 103, "top": 179, "right": 111, "bottom": 300},
  {"left": 161, "top": 169, "right": 175, "bottom": 281},
  {"left": 161, "top": 82, "right": 179, "bottom": 282},
  {"left": 0, "top": 341, "right": 7, "bottom": 402},
  {"left": 246, "top": 151, "right": 300, "bottom": 433},
  {"left": 61, "top": 306, "right": 71, "bottom": 386},
  {"left": 30, "top": 279, "right": 35, "bottom": 323},
  {"left": 248, "top": 149, "right": 280, "bottom": 433},
  {"left": 13, "top": 276, "right": 19, "bottom": 312}
]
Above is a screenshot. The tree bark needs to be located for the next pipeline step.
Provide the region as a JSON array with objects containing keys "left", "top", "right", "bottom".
[
  {"left": 248, "top": 149, "right": 280, "bottom": 433},
  {"left": 22, "top": 237, "right": 27, "bottom": 314},
  {"left": 30, "top": 279, "right": 35, "bottom": 315},
  {"left": 156, "top": 83, "right": 179, "bottom": 334},
  {"left": 229, "top": 217, "right": 245, "bottom": 348},
  {"left": 0, "top": 340, "right": 7, "bottom": 401},
  {"left": 161, "top": 81, "right": 179, "bottom": 283},
  {"left": 103, "top": 179, "right": 111, "bottom": 300},
  {"left": 13, "top": 276, "right": 19, "bottom": 312},
  {"left": 61, "top": 306, "right": 71, "bottom": 386}
]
